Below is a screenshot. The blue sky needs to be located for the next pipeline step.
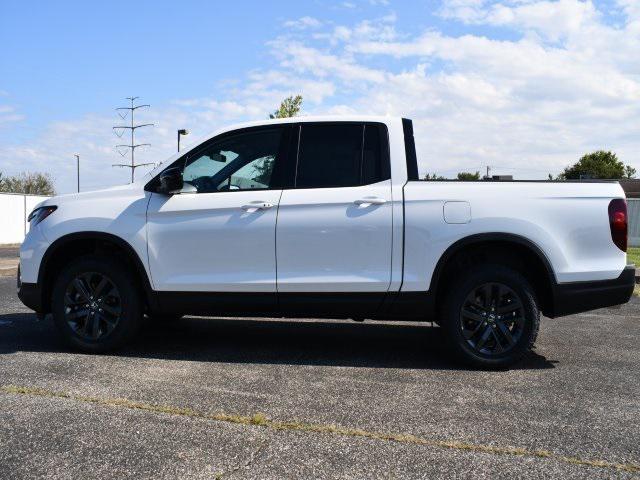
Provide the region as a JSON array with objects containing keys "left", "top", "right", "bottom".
[{"left": 1, "top": 0, "right": 639, "bottom": 193}]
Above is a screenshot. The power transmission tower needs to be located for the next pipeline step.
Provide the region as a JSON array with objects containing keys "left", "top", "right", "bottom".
[{"left": 112, "top": 97, "right": 154, "bottom": 182}]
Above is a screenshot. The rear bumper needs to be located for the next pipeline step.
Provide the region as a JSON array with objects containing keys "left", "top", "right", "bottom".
[{"left": 550, "top": 265, "right": 636, "bottom": 318}]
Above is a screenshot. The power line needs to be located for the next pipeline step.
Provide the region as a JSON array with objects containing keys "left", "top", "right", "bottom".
[{"left": 112, "top": 97, "right": 154, "bottom": 183}]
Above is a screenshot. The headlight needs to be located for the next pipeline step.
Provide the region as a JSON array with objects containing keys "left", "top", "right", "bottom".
[{"left": 27, "top": 206, "right": 57, "bottom": 226}]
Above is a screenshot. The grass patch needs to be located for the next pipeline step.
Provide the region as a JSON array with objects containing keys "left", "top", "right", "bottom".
[
  {"left": 2, "top": 385, "right": 639, "bottom": 474},
  {"left": 628, "top": 247, "right": 640, "bottom": 267}
]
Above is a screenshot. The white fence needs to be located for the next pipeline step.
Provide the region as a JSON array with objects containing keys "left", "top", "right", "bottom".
[
  {"left": 0, "top": 193, "right": 51, "bottom": 244},
  {"left": 629, "top": 198, "right": 640, "bottom": 248}
]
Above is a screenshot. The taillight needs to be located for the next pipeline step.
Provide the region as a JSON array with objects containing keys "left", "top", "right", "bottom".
[{"left": 608, "top": 199, "right": 627, "bottom": 252}]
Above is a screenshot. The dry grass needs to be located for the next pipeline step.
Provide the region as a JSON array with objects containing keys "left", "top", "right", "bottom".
[{"left": 1, "top": 385, "right": 639, "bottom": 474}]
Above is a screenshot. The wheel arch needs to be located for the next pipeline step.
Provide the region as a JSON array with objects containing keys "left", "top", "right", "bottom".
[
  {"left": 430, "top": 233, "right": 557, "bottom": 317},
  {"left": 38, "top": 232, "right": 154, "bottom": 314}
]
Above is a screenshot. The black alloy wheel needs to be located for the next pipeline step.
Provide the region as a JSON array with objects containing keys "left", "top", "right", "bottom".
[
  {"left": 459, "top": 282, "right": 525, "bottom": 356},
  {"left": 64, "top": 272, "right": 121, "bottom": 341}
]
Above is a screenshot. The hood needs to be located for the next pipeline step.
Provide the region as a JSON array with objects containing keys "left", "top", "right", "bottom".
[{"left": 39, "top": 182, "right": 143, "bottom": 209}]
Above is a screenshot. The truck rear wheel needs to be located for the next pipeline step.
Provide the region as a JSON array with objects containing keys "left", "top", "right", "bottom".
[
  {"left": 441, "top": 264, "right": 539, "bottom": 369},
  {"left": 51, "top": 255, "right": 142, "bottom": 353}
]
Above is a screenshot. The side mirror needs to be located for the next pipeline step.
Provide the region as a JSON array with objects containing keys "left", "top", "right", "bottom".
[{"left": 157, "top": 167, "right": 184, "bottom": 195}]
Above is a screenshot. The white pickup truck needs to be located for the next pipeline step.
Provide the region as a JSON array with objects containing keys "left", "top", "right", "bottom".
[{"left": 18, "top": 117, "right": 635, "bottom": 367}]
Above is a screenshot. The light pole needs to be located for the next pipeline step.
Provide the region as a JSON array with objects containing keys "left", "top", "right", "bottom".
[
  {"left": 74, "top": 154, "right": 80, "bottom": 192},
  {"left": 177, "top": 129, "right": 189, "bottom": 152}
]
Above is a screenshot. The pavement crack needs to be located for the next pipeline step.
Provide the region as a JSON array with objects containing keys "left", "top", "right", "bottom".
[{"left": 2, "top": 384, "right": 639, "bottom": 474}]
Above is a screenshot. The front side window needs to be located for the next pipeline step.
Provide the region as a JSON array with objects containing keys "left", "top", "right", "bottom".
[{"left": 182, "top": 128, "right": 282, "bottom": 193}]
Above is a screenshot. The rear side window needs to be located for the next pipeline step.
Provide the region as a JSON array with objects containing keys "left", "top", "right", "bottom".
[
  {"left": 362, "top": 124, "right": 383, "bottom": 185},
  {"left": 295, "top": 123, "right": 389, "bottom": 188}
]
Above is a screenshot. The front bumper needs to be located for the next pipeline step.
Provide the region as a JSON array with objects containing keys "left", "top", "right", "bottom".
[
  {"left": 17, "top": 266, "right": 43, "bottom": 313},
  {"left": 550, "top": 265, "right": 636, "bottom": 318}
]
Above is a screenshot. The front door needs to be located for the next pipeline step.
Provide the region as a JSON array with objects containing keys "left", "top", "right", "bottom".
[{"left": 146, "top": 126, "right": 288, "bottom": 297}]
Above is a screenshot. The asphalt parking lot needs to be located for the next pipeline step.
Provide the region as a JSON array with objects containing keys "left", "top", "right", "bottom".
[{"left": 0, "top": 270, "right": 639, "bottom": 479}]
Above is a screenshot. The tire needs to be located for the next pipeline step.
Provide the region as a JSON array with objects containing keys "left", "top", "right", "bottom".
[
  {"left": 440, "top": 264, "right": 540, "bottom": 369},
  {"left": 51, "top": 255, "right": 143, "bottom": 353}
]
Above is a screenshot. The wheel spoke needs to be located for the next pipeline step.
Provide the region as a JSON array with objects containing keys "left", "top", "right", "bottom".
[
  {"left": 461, "top": 306, "right": 485, "bottom": 323},
  {"left": 98, "top": 313, "right": 117, "bottom": 335},
  {"left": 101, "top": 303, "right": 121, "bottom": 316},
  {"left": 475, "top": 326, "right": 493, "bottom": 351},
  {"left": 64, "top": 293, "right": 85, "bottom": 307},
  {"left": 491, "top": 330, "right": 504, "bottom": 352},
  {"left": 99, "top": 312, "right": 118, "bottom": 327},
  {"left": 496, "top": 320, "right": 515, "bottom": 346},
  {"left": 498, "top": 297, "right": 522, "bottom": 314},
  {"left": 462, "top": 319, "right": 485, "bottom": 339},
  {"left": 93, "top": 276, "right": 111, "bottom": 299},
  {"left": 67, "top": 308, "right": 89, "bottom": 321},
  {"left": 490, "top": 284, "right": 500, "bottom": 308},
  {"left": 481, "top": 285, "right": 492, "bottom": 309},
  {"left": 73, "top": 278, "right": 92, "bottom": 301},
  {"left": 83, "top": 313, "right": 99, "bottom": 339}
]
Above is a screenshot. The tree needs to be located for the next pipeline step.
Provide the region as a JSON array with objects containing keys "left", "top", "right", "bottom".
[
  {"left": 625, "top": 165, "right": 637, "bottom": 179},
  {"left": 559, "top": 151, "right": 636, "bottom": 180},
  {"left": 0, "top": 172, "right": 55, "bottom": 195},
  {"left": 270, "top": 95, "right": 303, "bottom": 119},
  {"left": 424, "top": 173, "right": 446, "bottom": 180},
  {"left": 457, "top": 171, "right": 481, "bottom": 181},
  {"left": 250, "top": 156, "right": 275, "bottom": 186}
]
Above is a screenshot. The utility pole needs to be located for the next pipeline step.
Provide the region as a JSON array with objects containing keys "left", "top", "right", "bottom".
[
  {"left": 74, "top": 154, "right": 80, "bottom": 192},
  {"left": 112, "top": 97, "right": 154, "bottom": 182}
]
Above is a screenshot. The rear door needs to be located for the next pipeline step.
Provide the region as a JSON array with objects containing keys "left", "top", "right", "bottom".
[{"left": 276, "top": 122, "right": 393, "bottom": 315}]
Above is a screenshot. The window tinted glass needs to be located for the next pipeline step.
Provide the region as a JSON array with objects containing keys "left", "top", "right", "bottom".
[
  {"left": 296, "top": 124, "right": 363, "bottom": 188},
  {"left": 362, "top": 125, "right": 383, "bottom": 185},
  {"left": 182, "top": 129, "right": 282, "bottom": 193}
]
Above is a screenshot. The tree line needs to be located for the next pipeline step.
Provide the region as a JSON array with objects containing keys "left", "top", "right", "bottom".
[
  {"left": 425, "top": 151, "right": 636, "bottom": 181},
  {"left": 0, "top": 172, "right": 55, "bottom": 196}
]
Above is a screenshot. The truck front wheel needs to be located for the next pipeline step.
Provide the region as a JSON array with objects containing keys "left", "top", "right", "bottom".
[
  {"left": 51, "top": 255, "right": 143, "bottom": 353},
  {"left": 441, "top": 264, "right": 540, "bottom": 369}
]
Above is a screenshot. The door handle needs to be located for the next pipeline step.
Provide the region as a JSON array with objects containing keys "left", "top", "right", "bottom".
[
  {"left": 241, "top": 202, "right": 274, "bottom": 212},
  {"left": 354, "top": 197, "right": 386, "bottom": 206}
]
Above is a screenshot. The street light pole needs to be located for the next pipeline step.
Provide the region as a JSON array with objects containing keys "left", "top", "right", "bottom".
[
  {"left": 74, "top": 154, "right": 80, "bottom": 192},
  {"left": 177, "top": 129, "right": 189, "bottom": 152}
]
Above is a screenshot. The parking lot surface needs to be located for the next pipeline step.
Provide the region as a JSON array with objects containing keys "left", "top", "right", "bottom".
[
  {"left": 0, "top": 246, "right": 18, "bottom": 276},
  {"left": 0, "top": 274, "right": 638, "bottom": 479}
]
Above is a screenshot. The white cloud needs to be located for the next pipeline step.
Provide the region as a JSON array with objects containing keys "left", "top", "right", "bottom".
[
  {"left": 268, "top": 39, "right": 386, "bottom": 84},
  {"left": 283, "top": 16, "right": 322, "bottom": 30},
  {"left": 439, "top": 0, "right": 489, "bottom": 23},
  {"left": 0, "top": 105, "right": 25, "bottom": 125}
]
